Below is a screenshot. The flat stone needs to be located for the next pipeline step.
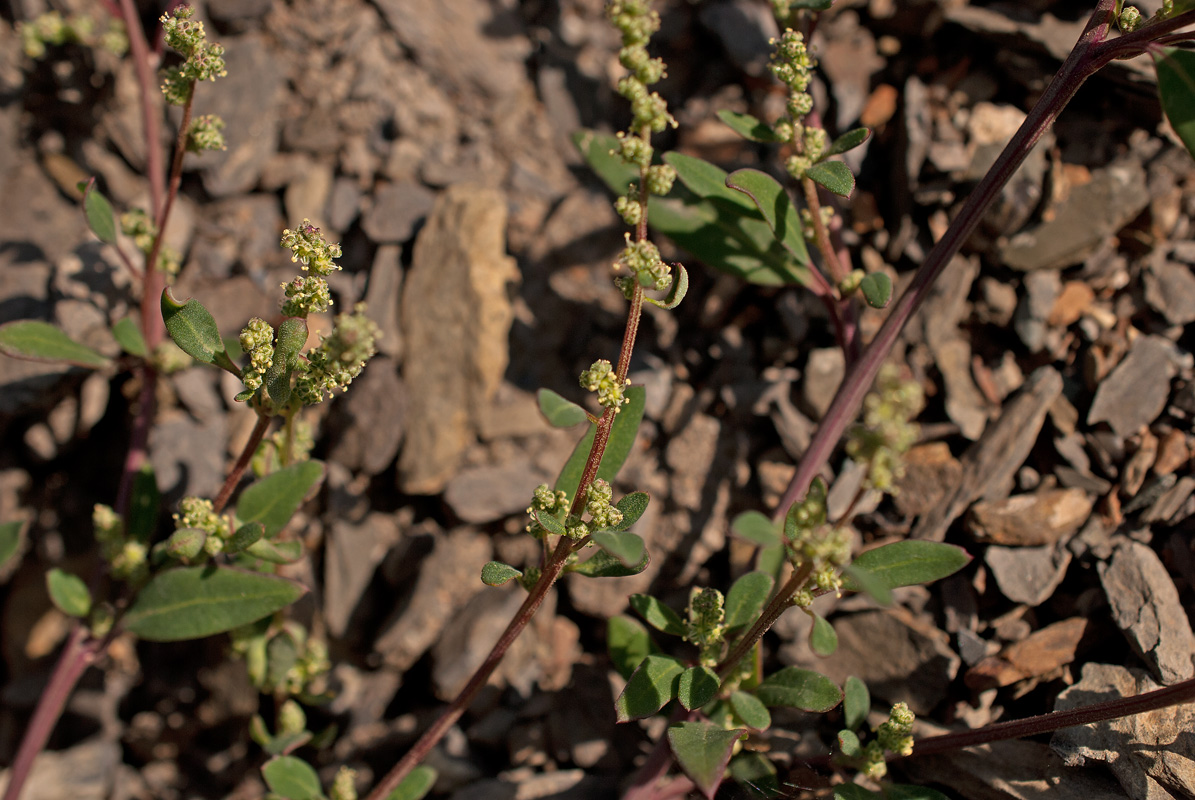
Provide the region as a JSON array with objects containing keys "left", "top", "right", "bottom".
[
  {"left": 361, "top": 180, "right": 436, "bottom": 244},
  {"left": 892, "top": 442, "right": 962, "bottom": 518},
  {"left": 966, "top": 487, "right": 1093, "bottom": 547},
  {"left": 1099, "top": 541, "right": 1195, "bottom": 684},
  {"left": 1144, "top": 257, "right": 1195, "bottom": 326},
  {"left": 1088, "top": 335, "right": 1182, "bottom": 438},
  {"left": 1014, "top": 270, "right": 1060, "bottom": 353},
  {"left": 443, "top": 455, "right": 551, "bottom": 524},
  {"left": 665, "top": 413, "right": 722, "bottom": 511},
  {"left": 986, "top": 542, "right": 1072, "bottom": 607},
  {"left": 936, "top": 337, "right": 988, "bottom": 440},
  {"left": 1051, "top": 662, "right": 1195, "bottom": 800},
  {"left": 801, "top": 347, "right": 844, "bottom": 420},
  {"left": 325, "top": 512, "right": 403, "bottom": 638},
  {"left": 966, "top": 617, "right": 1087, "bottom": 690},
  {"left": 0, "top": 737, "right": 121, "bottom": 800},
  {"left": 326, "top": 356, "right": 405, "bottom": 476}
]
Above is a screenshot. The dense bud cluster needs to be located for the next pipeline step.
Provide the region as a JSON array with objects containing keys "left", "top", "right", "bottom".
[
  {"left": 580, "top": 359, "right": 631, "bottom": 413},
  {"left": 616, "top": 235, "right": 672, "bottom": 292},
  {"left": 844, "top": 364, "right": 924, "bottom": 493},
  {"left": 585, "top": 480, "right": 624, "bottom": 530},
  {"left": 295, "top": 304, "right": 380, "bottom": 405},
  {"left": 784, "top": 477, "right": 850, "bottom": 600},
  {"left": 863, "top": 702, "right": 916, "bottom": 778},
  {"left": 684, "top": 587, "right": 727, "bottom": 665},
  {"left": 159, "top": 6, "right": 226, "bottom": 106},
  {"left": 186, "top": 114, "right": 226, "bottom": 152},
  {"left": 238, "top": 318, "right": 275, "bottom": 392}
]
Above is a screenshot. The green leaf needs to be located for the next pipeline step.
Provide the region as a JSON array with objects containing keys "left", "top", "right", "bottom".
[
  {"left": 592, "top": 531, "right": 645, "bottom": 567},
  {"left": 667, "top": 721, "right": 744, "bottom": 800},
  {"left": 755, "top": 667, "right": 842, "bottom": 712},
  {"left": 615, "top": 653, "right": 686, "bottom": 722},
  {"left": 46, "top": 568, "right": 91, "bottom": 618},
  {"left": 165, "top": 528, "right": 207, "bottom": 561},
  {"left": 629, "top": 593, "right": 685, "bottom": 635},
  {"left": 126, "top": 464, "right": 159, "bottom": 545},
  {"left": 717, "top": 109, "right": 781, "bottom": 142},
  {"left": 843, "top": 675, "right": 870, "bottom": 731},
  {"left": 805, "top": 160, "right": 855, "bottom": 197},
  {"left": 825, "top": 127, "right": 871, "bottom": 157},
  {"left": 757, "top": 542, "right": 786, "bottom": 584},
  {"left": 793, "top": 0, "right": 833, "bottom": 8},
  {"left": 263, "top": 729, "right": 313, "bottom": 757},
  {"left": 237, "top": 460, "right": 325, "bottom": 540},
  {"left": 533, "top": 508, "right": 566, "bottom": 536},
  {"left": 810, "top": 611, "right": 838, "bottom": 656},
  {"left": 266, "top": 631, "right": 300, "bottom": 690},
  {"left": 833, "top": 785, "right": 881, "bottom": 800},
  {"left": 481, "top": 561, "right": 522, "bottom": 587},
  {"left": 1155, "top": 47, "right": 1195, "bottom": 160},
  {"left": 666, "top": 152, "right": 758, "bottom": 211},
  {"left": 730, "top": 511, "right": 780, "bottom": 547},
  {"left": 571, "top": 129, "right": 640, "bottom": 200},
  {"left": 725, "top": 571, "right": 773, "bottom": 630},
  {"left": 161, "top": 289, "right": 227, "bottom": 366},
  {"left": 265, "top": 317, "right": 307, "bottom": 407},
  {"left": 728, "top": 752, "right": 779, "bottom": 797},
  {"left": 886, "top": 785, "right": 952, "bottom": 800},
  {"left": 729, "top": 690, "right": 771, "bottom": 731},
  {"left": 843, "top": 541, "right": 971, "bottom": 594},
  {"left": 607, "top": 614, "right": 658, "bottom": 680},
  {"left": 261, "top": 755, "right": 321, "bottom": 800},
  {"left": 111, "top": 317, "right": 148, "bottom": 358},
  {"left": 842, "top": 563, "right": 893, "bottom": 606},
  {"left": 644, "top": 262, "right": 689, "bottom": 310},
  {"left": 569, "top": 546, "right": 650, "bottom": 578},
  {"left": 554, "top": 385, "right": 646, "bottom": 503},
  {"left": 677, "top": 666, "right": 720, "bottom": 711},
  {"left": 725, "top": 168, "right": 811, "bottom": 265},
  {"left": 78, "top": 179, "right": 118, "bottom": 244},
  {"left": 537, "top": 388, "right": 588, "bottom": 427},
  {"left": 0, "top": 520, "right": 24, "bottom": 571},
  {"left": 226, "top": 521, "right": 265, "bottom": 554},
  {"left": 242, "top": 538, "right": 305, "bottom": 565},
  {"left": 837, "top": 729, "right": 863, "bottom": 759},
  {"left": 0, "top": 320, "right": 109, "bottom": 368},
  {"left": 611, "top": 491, "right": 650, "bottom": 531},
  {"left": 122, "top": 565, "right": 306, "bottom": 642},
  {"left": 859, "top": 272, "right": 892, "bottom": 309},
  {"left": 386, "top": 765, "right": 437, "bottom": 800}
]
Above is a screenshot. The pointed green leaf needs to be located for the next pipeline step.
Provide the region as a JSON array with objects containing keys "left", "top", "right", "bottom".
[
  {"left": 665, "top": 152, "right": 758, "bottom": 211},
  {"left": 386, "top": 765, "right": 437, "bottom": 800},
  {"left": 607, "top": 614, "right": 659, "bottom": 680},
  {"left": 678, "top": 665, "right": 720, "bottom": 711},
  {"left": 592, "top": 531, "right": 645, "bottom": 567},
  {"left": 825, "top": 127, "right": 871, "bottom": 157},
  {"left": 481, "top": 561, "right": 522, "bottom": 587},
  {"left": 242, "top": 538, "right": 305, "bottom": 565},
  {"left": 0, "top": 320, "right": 109, "bottom": 368},
  {"left": 611, "top": 491, "right": 650, "bottom": 531},
  {"left": 728, "top": 752, "right": 779, "bottom": 797},
  {"left": 0, "top": 520, "right": 24, "bottom": 571},
  {"left": 554, "top": 385, "right": 646, "bottom": 502},
  {"left": 810, "top": 611, "right": 838, "bottom": 656},
  {"left": 161, "top": 289, "right": 226, "bottom": 365},
  {"left": 533, "top": 507, "right": 566, "bottom": 536},
  {"left": 237, "top": 460, "right": 325, "bottom": 539},
  {"left": 126, "top": 464, "right": 159, "bottom": 545},
  {"left": 717, "top": 109, "right": 781, "bottom": 142},
  {"left": 757, "top": 542, "right": 786, "bottom": 585},
  {"left": 725, "top": 168, "right": 810, "bottom": 265},
  {"left": 844, "top": 675, "right": 870, "bottom": 731},
  {"left": 730, "top": 511, "right": 780, "bottom": 547},
  {"left": 569, "top": 546, "right": 650, "bottom": 578},
  {"left": 122, "top": 565, "right": 306, "bottom": 642},
  {"left": 78, "top": 179, "right": 118, "bottom": 244},
  {"left": 537, "top": 388, "right": 588, "bottom": 427},
  {"left": 859, "top": 272, "right": 892, "bottom": 309},
  {"left": 729, "top": 690, "right": 771, "bottom": 731},
  {"left": 264, "top": 317, "right": 307, "bottom": 407},
  {"left": 112, "top": 317, "right": 148, "bottom": 358},
  {"left": 615, "top": 653, "right": 686, "bottom": 722},
  {"left": 629, "top": 593, "right": 685, "bottom": 635},
  {"left": 725, "top": 571, "right": 773, "bottom": 630},
  {"left": 644, "top": 262, "right": 688, "bottom": 310},
  {"left": 842, "top": 563, "right": 893, "bottom": 606},
  {"left": 261, "top": 755, "right": 321, "bottom": 800},
  {"left": 46, "top": 568, "right": 91, "bottom": 618},
  {"left": 667, "top": 721, "right": 744, "bottom": 800},
  {"left": 834, "top": 785, "right": 881, "bottom": 800},
  {"left": 755, "top": 667, "right": 842, "bottom": 712},
  {"left": 843, "top": 541, "right": 971, "bottom": 593},
  {"left": 837, "top": 728, "right": 863, "bottom": 759},
  {"left": 1155, "top": 47, "right": 1195, "bottom": 160},
  {"left": 805, "top": 160, "right": 855, "bottom": 197}
]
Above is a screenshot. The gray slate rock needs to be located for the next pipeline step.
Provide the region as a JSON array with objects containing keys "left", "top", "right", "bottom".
[
  {"left": 1087, "top": 335, "right": 1183, "bottom": 438},
  {"left": 361, "top": 180, "right": 436, "bottom": 244}
]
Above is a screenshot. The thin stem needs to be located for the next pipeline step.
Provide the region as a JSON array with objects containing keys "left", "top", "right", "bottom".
[
  {"left": 212, "top": 412, "right": 271, "bottom": 514},
  {"left": 717, "top": 563, "right": 812, "bottom": 682},
  {"left": 800, "top": 176, "right": 846, "bottom": 286},
  {"left": 903, "top": 676, "right": 1195, "bottom": 759}
]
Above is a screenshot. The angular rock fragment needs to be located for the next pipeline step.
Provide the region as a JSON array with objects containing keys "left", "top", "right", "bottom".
[
  {"left": 1088, "top": 335, "right": 1184, "bottom": 439},
  {"left": 966, "top": 488, "right": 1093, "bottom": 547},
  {"left": 986, "top": 543, "right": 1072, "bottom": 607}
]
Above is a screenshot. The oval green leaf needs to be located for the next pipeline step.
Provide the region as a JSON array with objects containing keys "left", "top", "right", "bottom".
[
  {"left": 729, "top": 690, "right": 771, "bottom": 731},
  {"left": 666, "top": 151, "right": 758, "bottom": 210},
  {"left": 825, "top": 127, "right": 871, "bottom": 157},
  {"left": 265, "top": 317, "right": 307, "bottom": 407},
  {"left": 843, "top": 541, "right": 971, "bottom": 593},
  {"left": 629, "top": 593, "right": 685, "bottom": 635},
  {"left": 537, "top": 388, "right": 588, "bottom": 427},
  {"left": 387, "top": 765, "right": 437, "bottom": 800},
  {"left": 122, "top": 565, "right": 307, "bottom": 642},
  {"left": 725, "top": 571, "right": 774, "bottom": 630},
  {"left": 615, "top": 653, "right": 686, "bottom": 722},
  {"left": 730, "top": 511, "right": 780, "bottom": 547},
  {"left": 810, "top": 611, "right": 838, "bottom": 656},
  {"left": 481, "top": 561, "right": 522, "bottom": 587},
  {"left": 554, "top": 385, "right": 646, "bottom": 503},
  {"left": 667, "top": 721, "right": 745, "bottom": 800},
  {"left": 242, "top": 538, "right": 305, "bottom": 565},
  {"left": 236, "top": 460, "right": 325, "bottom": 540},
  {"left": 678, "top": 665, "right": 720, "bottom": 711},
  {"left": 611, "top": 491, "right": 650, "bottom": 531},
  {"left": 78, "top": 178, "right": 118, "bottom": 244},
  {"left": 46, "top": 568, "right": 91, "bottom": 618},
  {"left": 843, "top": 675, "right": 870, "bottom": 731},
  {"left": 859, "top": 272, "right": 892, "bottom": 309},
  {"left": 111, "top": 317, "right": 148, "bottom": 358},
  {"left": 837, "top": 728, "right": 863, "bottom": 759},
  {"left": 717, "top": 109, "right": 781, "bottom": 142},
  {"left": 755, "top": 666, "right": 842, "bottom": 712},
  {"left": 161, "top": 289, "right": 226, "bottom": 365},
  {"left": 225, "top": 521, "right": 265, "bottom": 554},
  {"left": 0, "top": 320, "right": 109, "bottom": 368},
  {"left": 592, "top": 531, "right": 645, "bottom": 567},
  {"left": 569, "top": 546, "right": 650, "bottom": 578},
  {"left": 261, "top": 755, "right": 321, "bottom": 800},
  {"left": 805, "top": 160, "right": 855, "bottom": 197},
  {"left": 725, "top": 168, "right": 810, "bottom": 265},
  {"left": 1155, "top": 47, "right": 1195, "bottom": 160},
  {"left": 607, "top": 614, "right": 658, "bottom": 680}
]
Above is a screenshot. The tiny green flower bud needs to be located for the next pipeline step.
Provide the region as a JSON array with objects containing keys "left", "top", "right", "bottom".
[
  {"left": 186, "top": 114, "right": 226, "bottom": 152},
  {"left": 277, "top": 699, "right": 307, "bottom": 735},
  {"left": 645, "top": 164, "right": 676, "bottom": 196},
  {"left": 330, "top": 767, "right": 358, "bottom": 800},
  {"left": 166, "top": 527, "right": 207, "bottom": 561},
  {"left": 579, "top": 359, "right": 630, "bottom": 413}
]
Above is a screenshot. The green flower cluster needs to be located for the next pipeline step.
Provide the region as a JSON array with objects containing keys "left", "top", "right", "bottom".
[
  {"left": 186, "top": 114, "right": 226, "bottom": 153},
  {"left": 294, "top": 304, "right": 380, "bottom": 404},
  {"left": 121, "top": 208, "right": 180, "bottom": 277},
  {"left": 585, "top": 479, "right": 623, "bottom": 530},
  {"left": 607, "top": 0, "right": 674, "bottom": 133},
  {"left": 579, "top": 359, "right": 631, "bottom": 413},
  {"left": 330, "top": 767, "right": 358, "bottom": 800},
  {"left": 279, "top": 220, "right": 342, "bottom": 316},
  {"left": 159, "top": 6, "right": 226, "bottom": 106},
  {"left": 525, "top": 484, "right": 568, "bottom": 537},
  {"left": 767, "top": 29, "right": 831, "bottom": 179},
  {"left": 863, "top": 702, "right": 915, "bottom": 778},
  {"left": 844, "top": 364, "right": 924, "bottom": 493},
  {"left": 281, "top": 275, "right": 333, "bottom": 317},
  {"left": 615, "top": 235, "right": 672, "bottom": 293},
  {"left": 684, "top": 586, "right": 727, "bottom": 666},
  {"left": 172, "top": 496, "right": 232, "bottom": 556},
  {"left": 238, "top": 317, "right": 275, "bottom": 393},
  {"left": 93, "top": 503, "right": 147, "bottom": 582},
  {"left": 784, "top": 477, "right": 850, "bottom": 603}
]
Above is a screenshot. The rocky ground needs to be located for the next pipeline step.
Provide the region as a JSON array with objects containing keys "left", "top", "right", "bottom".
[{"left": 0, "top": 0, "right": 1194, "bottom": 798}]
